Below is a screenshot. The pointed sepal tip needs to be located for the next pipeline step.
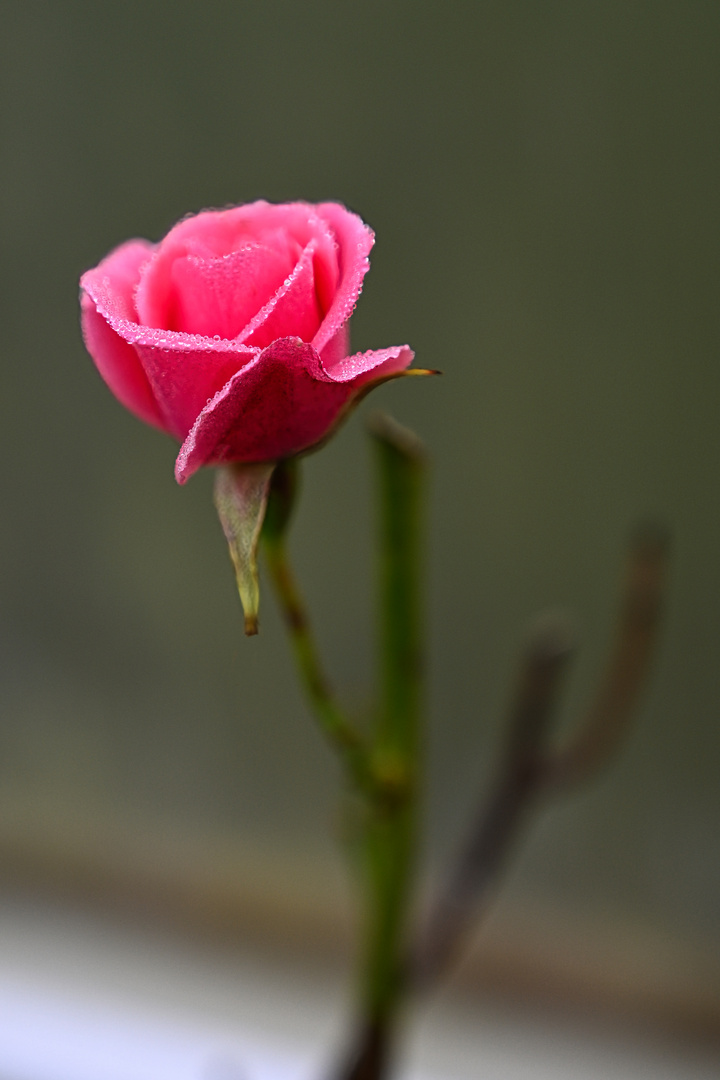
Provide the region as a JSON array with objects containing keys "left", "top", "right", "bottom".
[{"left": 213, "top": 461, "right": 276, "bottom": 636}]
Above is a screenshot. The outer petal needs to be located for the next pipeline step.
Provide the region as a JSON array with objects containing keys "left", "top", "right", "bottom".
[
  {"left": 311, "top": 204, "right": 375, "bottom": 358},
  {"left": 82, "top": 247, "right": 261, "bottom": 440},
  {"left": 80, "top": 240, "right": 167, "bottom": 430},
  {"left": 133, "top": 338, "right": 259, "bottom": 441},
  {"left": 175, "top": 337, "right": 414, "bottom": 482}
]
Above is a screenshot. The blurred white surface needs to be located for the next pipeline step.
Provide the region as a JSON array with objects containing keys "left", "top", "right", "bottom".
[{"left": 0, "top": 897, "right": 715, "bottom": 1080}]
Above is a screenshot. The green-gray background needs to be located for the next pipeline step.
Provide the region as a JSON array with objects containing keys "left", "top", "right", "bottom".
[{"left": 1, "top": 0, "right": 719, "bottom": 979}]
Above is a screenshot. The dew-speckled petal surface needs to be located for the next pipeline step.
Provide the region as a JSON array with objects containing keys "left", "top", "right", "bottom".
[
  {"left": 80, "top": 240, "right": 166, "bottom": 430},
  {"left": 311, "top": 204, "right": 375, "bottom": 358},
  {"left": 175, "top": 339, "right": 414, "bottom": 482},
  {"left": 239, "top": 241, "right": 323, "bottom": 350},
  {"left": 133, "top": 339, "right": 259, "bottom": 441}
]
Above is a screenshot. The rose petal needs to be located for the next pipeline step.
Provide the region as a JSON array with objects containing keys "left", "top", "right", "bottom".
[
  {"left": 328, "top": 344, "right": 415, "bottom": 384},
  {"left": 135, "top": 208, "right": 303, "bottom": 332},
  {"left": 239, "top": 241, "right": 323, "bottom": 350},
  {"left": 175, "top": 337, "right": 414, "bottom": 482},
  {"left": 318, "top": 324, "right": 350, "bottom": 371},
  {"left": 311, "top": 203, "right": 375, "bottom": 359},
  {"left": 133, "top": 338, "right": 259, "bottom": 441},
  {"left": 80, "top": 240, "right": 166, "bottom": 430},
  {"left": 135, "top": 202, "right": 338, "bottom": 334},
  {"left": 82, "top": 243, "right": 264, "bottom": 439},
  {"left": 158, "top": 243, "right": 295, "bottom": 338}
]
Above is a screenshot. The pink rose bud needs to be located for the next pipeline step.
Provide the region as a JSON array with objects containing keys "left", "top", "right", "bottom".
[{"left": 80, "top": 201, "right": 419, "bottom": 482}]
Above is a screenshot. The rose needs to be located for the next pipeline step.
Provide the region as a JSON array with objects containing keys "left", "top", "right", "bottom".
[{"left": 80, "top": 201, "right": 417, "bottom": 482}]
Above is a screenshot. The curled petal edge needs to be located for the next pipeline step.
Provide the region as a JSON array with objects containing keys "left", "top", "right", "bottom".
[
  {"left": 303, "top": 367, "right": 440, "bottom": 461},
  {"left": 175, "top": 341, "right": 430, "bottom": 483}
]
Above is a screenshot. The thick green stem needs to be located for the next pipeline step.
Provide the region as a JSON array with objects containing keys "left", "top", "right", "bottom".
[
  {"left": 260, "top": 441, "right": 426, "bottom": 1080},
  {"left": 358, "top": 416, "right": 425, "bottom": 1052}
]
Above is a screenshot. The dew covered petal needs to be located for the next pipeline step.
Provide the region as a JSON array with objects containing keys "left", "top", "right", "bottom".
[{"left": 175, "top": 338, "right": 414, "bottom": 482}]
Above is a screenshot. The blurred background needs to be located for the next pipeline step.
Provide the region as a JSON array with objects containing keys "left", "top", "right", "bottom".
[{"left": 1, "top": 0, "right": 719, "bottom": 1074}]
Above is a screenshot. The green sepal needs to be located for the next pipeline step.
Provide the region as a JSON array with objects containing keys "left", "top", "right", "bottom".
[{"left": 213, "top": 461, "right": 276, "bottom": 635}]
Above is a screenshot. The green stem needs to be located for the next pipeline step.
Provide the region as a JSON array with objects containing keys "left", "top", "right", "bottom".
[
  {"left": 260, "top": 440, "right": 426, "bottom": 1080},
  {"left": 263, "top": 533, "right": 373, "bottom": 794},
  {"left": 359, "top": 415, "right": 425, "bottom": 1047}
]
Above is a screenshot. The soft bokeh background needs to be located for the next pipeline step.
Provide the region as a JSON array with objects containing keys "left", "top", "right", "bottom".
[{"left": 1, "top": 0, "right": 719, "bottom": 1045}]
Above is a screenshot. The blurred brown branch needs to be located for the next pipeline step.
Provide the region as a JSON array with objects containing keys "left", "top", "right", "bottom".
[{"left": 412, "top": 523, "right": 669, "bottom": 990}]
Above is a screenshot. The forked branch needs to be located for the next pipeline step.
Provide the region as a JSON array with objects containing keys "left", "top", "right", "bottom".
[{"left": 413, "top": 524, "right": 669, "bottom": 988}]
